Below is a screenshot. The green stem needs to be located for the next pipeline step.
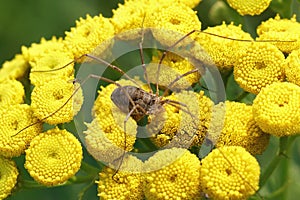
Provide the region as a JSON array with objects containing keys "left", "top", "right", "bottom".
[
  {"left": 80, "top": 161, "right": 100, "bottom": 175},
  {"left": 260, "top": 136, "right": 298, "bottom": 187}
]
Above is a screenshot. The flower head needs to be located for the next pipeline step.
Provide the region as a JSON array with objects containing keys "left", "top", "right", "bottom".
[
  {"left": 0, "top": 54, "right": 29, "bottom": 82},
  {"left": 64, "top": 14, "right": 114, "bottom": 59},
  {"left": 152, "top": 90, "right": 213, "bottom": 148},
  {"left": 0, "top": 104, "right": 42, "bottom": 158},
  {"left": 0, "top": 79, "right": 24, "bottom": 106},
  {"left": 22, "top": 36, "right": 71, "bottom": 65},
  {"left": 215, "top": 101, "right": 270, "bottom": 155},
  {"left": 29, "top": 50, "right": 74, "bottom": 86},
  {"left": 233, "top": 42, "right": 285, "bottom": 94},
  {"left": 31, "top": 79, "right": 83, "bottom": 124},
  {"left": 196, "top": 22, "right": 253, "bottom": 70},
  {"left": 146, "top": 51, "right": 200, "bottom": 89},
  {"left": 286, "top": 48, "right": 300, "bottom": 86},
  {"left": 96, "top": 155, "right": 143, "bottom": 200},
  {"left": 0, "top": 156, "right": 19, "bottom": 199},
  {"left": 143, "top": 148, "right": 201, "bottom": 199},
  {"left": 253, "top": 82, "right": 300, "bottom": 136},
  {"left": 145, "top": 2, "right": 201, "bottom": 46},
  {"left": 256, "top": 14, "right": 300, "bottom": 53},
  {"left": 25, "top": 127, "right": 82, "bottom": 186},
  {"left": 200, "top": 146, "right": 260, "bottom": 200},
  {"left": 227, "top": 0, "right": 271, "bottom": 16}
]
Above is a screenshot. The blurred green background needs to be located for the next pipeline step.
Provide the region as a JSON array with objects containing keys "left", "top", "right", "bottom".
[{"left": 1, "top": 0, "right": 300, "bottom": 200}]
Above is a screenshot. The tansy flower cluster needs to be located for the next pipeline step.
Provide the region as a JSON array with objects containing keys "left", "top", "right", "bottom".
[{"left": 1, "top": 0, "right": 299, "bottom": 199}]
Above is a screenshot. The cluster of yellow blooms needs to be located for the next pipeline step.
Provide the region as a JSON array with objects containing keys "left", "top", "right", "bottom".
[{"left": 0, "top": 0, "right": 299, "bottom": 199}]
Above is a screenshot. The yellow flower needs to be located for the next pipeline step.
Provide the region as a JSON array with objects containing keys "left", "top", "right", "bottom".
[
  {"left": 31, "top": 79, "right": 83, "bottom": 124},
  {"left": 29, "top": 50, "right": 74, "bottom": 86},
  {"left": 253, "top": 82, "right": 300, "bottom": 136},
  {"left": 152, "top": 90, "right": 213, "bottom": 147},
  {"left": 286, "top": 48, "right": 300, "bottom": 86},
  {"left": 64, "top": 14, "right": 114, "bottom": 59},
  {"left": 143, "top": 148, "right": 201, "bottom": 199},
  {"left": 226, "top": 0, "right": 271, "bottom": 16},
  {"left": 84, "top": 118, "right": 136, "bottom": 165},
  {"left": 214, "top": 101, "right": 270, "bottom": 155},
  {"left": 145, "top": 2, "right": 201, "bottom": 46},
  {"left": 200, "top": 146, "right": 260, "bottom": 200},
  {"left": 0, "top": 54, "right": 29, "bottom": 82},
  {"left": 96, "top": 155, "right": 143, "bottom": 200},
  {"left": 0, "top": 156, "right": 18, "bottom": 199},
  {"left": 25, "top": 127, "right": 82, "bottom": 186},
  {"left": 196, "top": 22, "right": 253, "bottom": 70},
  {"left": 0, "top": 79, "right": 24, "bottom": 106},
  {"left": 256, "top": 14, "right": 300, "bottom": 53},
  {"left": 233, "top": 42, "right": 285, "bottom": 94},
  {"left": 22, "top": 36, "right": 71, "bottom": 65},
  {"left": 111, "top": 0, "right": 149, "bottom": 39},
  {"left": 0, "top": 104, "right": 42, "bottom": 158},
  {"left": 146, "top": 51, "right": 200, "bottom": 89},
  {"left": 92, "top": 79, "right": 142, "bottom": 153}
]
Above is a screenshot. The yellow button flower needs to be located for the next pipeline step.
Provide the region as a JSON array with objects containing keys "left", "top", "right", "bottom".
[
  {"left": 31, "top": 79, "right": 83, "bottom": 124},
  {"left": 257, "top": 14, "right": 300, "bottom": 53},
  {"left": 253, "top": 82, "right": 300, "bottom": 136},
  {"left": 64, "top": 14, "right": 114, "bottom": 59},
  {"left": 227, "top": 0, "right": 271, "bottom": 16},
  {"left": 152, "top": 90, "right": 213, "bottom": 148},
  {"left": 214, "top": 101, "right": 270, "bottom": 155},
  {"left": 0, "top": 54, "right": 29, "bottom": 82},
  {"left": 196, "top": 22, "right": 253, "bottom": 70},
  {"left": 0, "top": 79, "right": 24, "bottom": 106},
  {"left": 146, "top": 51, "right": 200, "bottom": 89},
  {"left": 111, "top": 0, "right": 149, "bottom": 39},
  {"left": 200, "top": 146, "right": 260, "bottom": 200},
  {"left": 25, "top": 127, "right": 82, "bottom": 186},
  {"left": 22, "top": 36, "right": 71, "bottom": 65},
  {"left": 286, "top": 48, "right": 300, "bottom": 86},
  {"left": 84, "top": 118, "right": 136, "bottom": 165},
  {"left": 233, "top": 42, "right": 285, "bottom": 94},
  {"left": 0, "top": 104, "right": 42, "bottom": 158},
  {"left": 96, "top": 155, "right": 143, "bottom": 200},
  {"left": 146, "top": 2, "right": 201, "bottom": 46},
  {"left": 29, "top": 50, "right": 74, "bottom": 86},
  {"left": 143, "top": 148, "right": 201, "bottom": 199},
  {"left": 0, "top": 156, "right": 19, "bottom": 199}
]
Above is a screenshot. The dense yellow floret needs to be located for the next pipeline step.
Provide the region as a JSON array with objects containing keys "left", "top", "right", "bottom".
[
  {"left": 233, "top": 42, "right": 285, "bottom": 94},
  {"left": 200, "top": 146, "right": 260, "bottom": 200},
  {"left": 196, "top": 22, "right": 253, "bottom": 70},
  {"left": 25, "top": 128, "right": 82, "bottom": 186},
  {"left": 96, "top": 155, "right": 143, "bottom": 200},
  {"left": 21, "top": 36, "right": 71, "bottom": 65},
  {"left": 252, "top": 82, "right": 300, "bottom": 136},
  {"left": 256, "top": 14, "right": 300, "bottom": 53},
  {"left": 286, "top": 48, "right": 300, "bottom": 86},
  {"left": 214, "top": 101, "right": 269, "bottom": 155},
  {"left": 29, "top": 50, "right": 74, "bottom": 86},
  {"left": 64, "top": 14, "right": 114, "bottom": 59},
  {"left": 227, "top": 0, "right": 271, "bottom": 16},
  {"left": 145, "top": 2, "right": 201, "bottom": 46},
  {"left": 0, "top": 79, "right": 24, "bottom": 106},
  {"left": 0, "top": 104, "right": 42, "bottom": 158},
  {"left": 0, "top": 157, "right": 19, "bottom": 199},
  {"left": 146, "top": 51, "right": 200, "bottom": 89},
  {"left": 151, "top": 90, "right": 213, "bottom": 148},
  {"left": 0, "top": 54, "right": 29, "bottom": 82},
  {"left": 31, "top": 79, "right": 83, "bottom": 124},
  {"left": 143, "top": 148, "right": 201, "bottom": 199}
]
